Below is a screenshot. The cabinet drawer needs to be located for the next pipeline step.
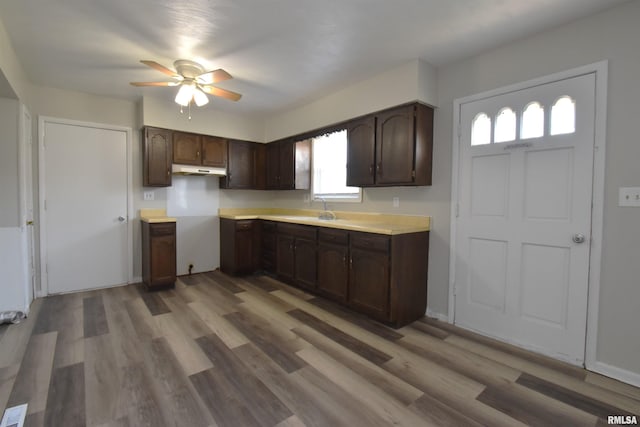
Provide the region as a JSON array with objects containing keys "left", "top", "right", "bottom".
[
  {"left": 318, "top": 228, "right": 349, "bottom": 245},
  {"left": 150, "top": 222, "right": 175, "bottom": 236},
  {"left": 350, "top": 232, "right": 389, "bottom": 252},
  {"left": 278, "top": 223, "right": 316, "bottom": 240},
  {"left": 235, "top": 220, "right": 254, "bottom": 231}
]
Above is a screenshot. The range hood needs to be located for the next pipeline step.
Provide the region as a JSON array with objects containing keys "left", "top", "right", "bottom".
[{"left": 172, "top": 164, "right": 227, "bottom": 176}]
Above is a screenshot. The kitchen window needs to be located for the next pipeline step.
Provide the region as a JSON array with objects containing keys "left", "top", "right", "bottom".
[{"left": 311, "top": 130, "right": 361, "bottom": 202}]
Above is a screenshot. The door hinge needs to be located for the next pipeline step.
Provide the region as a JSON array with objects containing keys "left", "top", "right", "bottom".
[
  {"left": 44, "top": 199, "right": 47, "bottom": 210},
  {"left": 455, "top": 203, "right": 460, "bottom": 218},
  {"left": 457, "top": 124, "right": 462, "bottom": 139}
]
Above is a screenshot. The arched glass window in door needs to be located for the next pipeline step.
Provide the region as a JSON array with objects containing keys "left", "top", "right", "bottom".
[
  {"left": 494, "top": 107, "right": 516, "bottom": 143},
  {"left": 550, "top": 96, "right": 576, "bottom": 135},
  {"left": 521, "top": 102, "right": 544, "bottom": 139},
  {"left": 471, "top": 113, "right": 491, "bottom": 146}
]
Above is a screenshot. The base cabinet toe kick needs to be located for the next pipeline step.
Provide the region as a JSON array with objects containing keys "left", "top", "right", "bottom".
[{"left": 220, "top": 218, "right": 429, "bottom": 328}]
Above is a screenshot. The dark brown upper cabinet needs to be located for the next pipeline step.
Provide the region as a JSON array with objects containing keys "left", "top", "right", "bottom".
[
  {"left": 143, "top": 127, "right": 172, "bottom": 187},
  {"left": 220, "top": 140, "right": 266, "bottom": 190},
  {"left": 173, "top": 131, "right": 227, "bottom": 168},
  {"left": 201, "top": 135, "right": 227, "bottom": 167},
  {"left": 266, "top": 139, "right": 311, "bottom": 190},
  {"left": 346, "top": 103, "right": 433, "bottom": 187},
  {"left": 346, "top": 116, "right": 376, "bottom": 187}
]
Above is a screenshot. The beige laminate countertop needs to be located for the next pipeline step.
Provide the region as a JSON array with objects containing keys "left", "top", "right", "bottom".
[
  {"left": 140, "top": 208, "right": 176, "bottom": 223},
  {"left": 218, "top": 208, "right": 430, "bottom": 235}
]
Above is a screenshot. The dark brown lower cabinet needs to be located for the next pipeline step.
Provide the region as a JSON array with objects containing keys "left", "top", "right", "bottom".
[
  {"left": 220, "top": 218, "right": 261, "bottom": 275},
  {"left": 261, "top": 221, "right": 277, "bottom": 273},
  {"left": 317, "top": 242, "right": 349, "bottom": 303},
  {"left": 277, "top": 223, "right": 317, "bottom": 289},
  {"left": 276, "top": 234, "right": 295, "bottom": 280},
  {"left": 219, "top": 219, "right": 428, "bottom": 327},
  {"left": 317, "top": 228, "right": 349, "bottom": 303},
  {"left": 141, "top": 221, "right": 176, "bottom": 290},
  {"left": 349, "top": 247, "right": 390, "bottom": 322}
]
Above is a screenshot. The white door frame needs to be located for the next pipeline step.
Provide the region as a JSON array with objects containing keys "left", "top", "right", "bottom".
[
  {"left": 18, "top": 103, "right": 34, "bottom": 311},
  {"left": 38, "top": 116, "right": 134, "bottom": 296},
  {"left": 449, "top": 61, "right": 608, "bottom": 371}
]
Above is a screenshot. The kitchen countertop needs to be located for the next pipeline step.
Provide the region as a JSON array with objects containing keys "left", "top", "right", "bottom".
[
  {"left": 140, "top": 208, "right": 176, "bottom": 223},
  {"left": 218, "top": 208, "right": 430, "bottom": 235}
]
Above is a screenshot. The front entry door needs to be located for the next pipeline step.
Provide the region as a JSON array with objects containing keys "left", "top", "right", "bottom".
[{"left": 454, "top": 73, "right": 595, "bottom": 364}]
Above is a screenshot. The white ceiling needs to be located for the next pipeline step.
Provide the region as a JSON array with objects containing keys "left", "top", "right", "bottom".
[{"left": 0, "top": 0, "right": 628, "bottom": 115}]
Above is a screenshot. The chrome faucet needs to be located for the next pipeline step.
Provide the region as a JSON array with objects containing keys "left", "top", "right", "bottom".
[{"left": 317, "top": 197, "right": 336, "bottom": 220}]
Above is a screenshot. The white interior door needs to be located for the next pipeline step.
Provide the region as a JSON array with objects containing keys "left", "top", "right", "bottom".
[
  {"left": 454, "top": 73, "right": 595, "bottom": 364},
  {"left": 42, "top": 120, "right": 129, "bottom": 294}
]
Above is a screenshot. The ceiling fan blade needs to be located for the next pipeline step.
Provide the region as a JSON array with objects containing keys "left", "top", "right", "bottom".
[
  {"left": 140, "top": 60, "right": 179, "bottom": 77},
  {"left": 197, "top": 68, "right": 232, "bottom": 84},
  {"left": 130, "top": 81, "right": 179, "bottom": 87},
  {"left": 200, "top": 85, "right": 242, "bottom": 101}
]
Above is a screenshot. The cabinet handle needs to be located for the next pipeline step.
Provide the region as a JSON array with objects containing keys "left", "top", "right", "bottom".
[
  {"left": 369, "top": 164, "right": 374, "bottom": 175},
  {"left": 343, "top": 254, "right": 347, "bottom": 266},
  {"left": 377, "top": 163, "right": 382, "bottom": 175},
  {"left": 350, "top": 257, "right": 353, "bottom": 268},
  {"left": 196, "top": 151, "right": 200, "bottom": 157},
  {"left": 167, "top": 169, "right": 170, "bottom": 176}
]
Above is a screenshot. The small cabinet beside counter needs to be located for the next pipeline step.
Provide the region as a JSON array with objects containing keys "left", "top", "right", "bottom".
[{"left": 141, "top": 220, "right": 176, "bottom": 290}]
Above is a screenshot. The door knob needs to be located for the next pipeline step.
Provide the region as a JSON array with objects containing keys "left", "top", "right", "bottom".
[
  {"left": 118, "top": 216, "right": 126, "bottom": 222},
  {"left": 572, "top": 233, "right": 585, "bottom": 244}
]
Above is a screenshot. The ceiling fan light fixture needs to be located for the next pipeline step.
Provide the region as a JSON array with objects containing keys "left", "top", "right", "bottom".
[
  {"left": 175, "top": 82, "right": 195, "bottom": 106},
  {"left": 193, "top": 87, "right": 209, "bottom": 106}
]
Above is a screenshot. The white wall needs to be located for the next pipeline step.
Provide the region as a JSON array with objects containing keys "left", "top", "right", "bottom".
[
  {"left": 0, "top": 97, "right": 19, "bottom": 227},
  {"left": 435, "top": 0, "right": 640, "bottom": 379},
  {"left": 0, "top": 97, "right": 28, "bottom": 313},
  {"left": 265, "top": 59, "right": 438, "bottom": 141}
]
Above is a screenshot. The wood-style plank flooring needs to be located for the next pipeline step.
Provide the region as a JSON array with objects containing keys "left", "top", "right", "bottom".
[{"left": 1, "top": 271, "right": 639, "bottom": 426}]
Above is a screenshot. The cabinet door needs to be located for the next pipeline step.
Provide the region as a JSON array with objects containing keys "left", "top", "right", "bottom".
[
  {"left": 261, "top": 221, "right": 277, "bottom": 273},
  {"left": 375, "top": 105, "right": 415, "bottom": 185},
  {"left": 143, "top": 127, "right": 172, "bottom": 187},
  {"left": 253, "top": 143, "right": 267, "bottom": 190},
  {"left": 294, "top": 237, "right": 316, "bottom": 290},
  {"left": 225, "top": 140, "right": 254, "bottom": 189},
  {"left": 235, "top": 227, "right": 255, "bottom": 274},
  {"left": 317, "top": 242, "right": 348, "bottom": 302},
  {"left": 202, "top": 136, "right": 227, "bottom": 167},
  {"left": 346, "top": 116, "right": 376, "bottom": 187},
  {"left": 266, "top": 142, "right": 280, "bottom": 189},
  {"left": 279, "top": 140, "right": 295, "bottom": 189},
  {"left": 349, "top": 248, "right": 390, "bottom": 321},
  {"left": 173, "top": 131, "right": 201, "bottom": 165},
  {"left": 150, "top": 229, "right": 176, "bottom": 287},
  {"left": 276, "top": 234, "right": 295, "bottom": 281}
]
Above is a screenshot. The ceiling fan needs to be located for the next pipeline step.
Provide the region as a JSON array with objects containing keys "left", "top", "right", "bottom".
[{"left": 130, "top": 59, "right": 242, "bottom": 106}]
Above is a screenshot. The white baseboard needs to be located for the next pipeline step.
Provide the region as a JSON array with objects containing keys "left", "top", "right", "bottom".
[
  {"left": 130, "top": 276, "right": 142, "bottom": 284},
  {"left": 426, "top": 308, "right": 450, "bottom": 323},
  {"left": 591, "top": 361, "right": 640, "bottom": 388}
]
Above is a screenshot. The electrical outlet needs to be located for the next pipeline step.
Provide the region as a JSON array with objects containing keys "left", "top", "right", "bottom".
[
  {"left": 619, "top": 187, "right": 640, "bottom": 207},
  {"left": 143, "top": 191, "right": 155, "bottom": 201},
  {"left": 393, "top": 197, "right": 399, "bottom": 208}
]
